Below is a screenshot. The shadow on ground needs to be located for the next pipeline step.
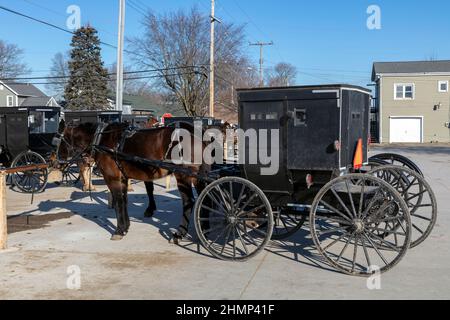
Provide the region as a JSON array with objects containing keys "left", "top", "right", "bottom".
[{"left": 9, "top": 185, "right": 335, "bottom": 274}]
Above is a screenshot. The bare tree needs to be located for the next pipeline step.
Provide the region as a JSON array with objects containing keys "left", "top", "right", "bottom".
[
  {"left": 46, "top": 52, "right": 69, "bottom": 101},
  {"left": 107, "top": 63, "right": 155, "bottom": 96},
  {"left": 0, "top": 40, "right": 30, "bottom": 78},
  {"left": 267, "top": 62, "right": 297, "bottom": 87},
  {"left": 128, "top": 6, "right": 254, "bottom": 117}
]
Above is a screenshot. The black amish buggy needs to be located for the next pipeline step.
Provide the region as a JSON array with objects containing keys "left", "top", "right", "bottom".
[
  {"left": 0, "top": 106, "right": 61, "bottom": 193},
  {"left": 63, "top": 110, "right": 123, "bottom": 126},
  {"left": 192, "top": 84, "right": 437, "bottom": 275},
  {"left": 91, "top": 84, "right": 437, "bottom": 276}
]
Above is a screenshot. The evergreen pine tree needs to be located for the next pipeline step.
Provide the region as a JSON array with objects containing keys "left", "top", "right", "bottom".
[{"left": 64, "top": 26, "right": 109, "bottom": 110}]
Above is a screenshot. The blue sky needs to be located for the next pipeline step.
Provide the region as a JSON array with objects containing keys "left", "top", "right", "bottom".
[{"left": 1, "top": 0, "right": 450, "bottom": 93}]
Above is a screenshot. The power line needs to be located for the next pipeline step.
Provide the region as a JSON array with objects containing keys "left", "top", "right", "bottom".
[
  {"left": 230, "top": 0, "right": 285, "bottom": 62},
  {"left": 127, "top": 0, "right": 147, "bottom": 16},
  {"left": 0, "top": 5, "right": 116, "bottom": 49},
  {"left": 130, "top": 0, "right": 149, "bottom": 13},
  {"left": 18, "top": 0, "right": 118, "bottom": 40},
  {"left": 0, "top": 5, "right": 150, "bottom": 60},
  {"left": 15, "top": 71, "right": 208, "bottom": 86},
  {"left": 0, "top": 65, "right": 208, "bottom": 81}
]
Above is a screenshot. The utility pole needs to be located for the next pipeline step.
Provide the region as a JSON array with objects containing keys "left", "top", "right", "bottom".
[
  {"left": 209, "top": 0, "right": 216, "bottom": 118},
  {"left": 250, "top": 41, "right": 273, "bottom": 87},
  {"left": 116, "top": 0, "right": 126, "bottom": 111}
]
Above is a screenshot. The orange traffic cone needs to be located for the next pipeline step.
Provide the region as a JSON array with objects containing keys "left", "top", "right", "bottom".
[{"left": 353, "top": 138, "right": 363, "bottom": 170}]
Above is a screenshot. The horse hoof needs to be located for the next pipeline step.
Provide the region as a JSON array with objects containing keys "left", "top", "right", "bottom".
[
  {"left": 111, "top": 234, "right": 124, "bottom": 241},
  {"left": 144, "top": 209, "right": 155, "bottom": 218}
]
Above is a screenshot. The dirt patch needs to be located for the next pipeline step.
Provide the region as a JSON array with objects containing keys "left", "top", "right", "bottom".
[
  {"left": 98, "top": 251, "right": 179, "bottom": 270},
  {"left": 7, "top": 212, "right": 73, "bottom": 234}
]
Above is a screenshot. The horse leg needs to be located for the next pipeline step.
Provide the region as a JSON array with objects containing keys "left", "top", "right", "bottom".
[
  {"left": 173, "top": 175, "right": 195, "bottom": 243},
  {"left": 107, "top": 178, "right": 130, "bottom": 241},
  {"left": 80, "top": 161, "right": 96, "bottom": 192},
  {"left": 144, "top": 181, "right": 157, "bottom": 218}
]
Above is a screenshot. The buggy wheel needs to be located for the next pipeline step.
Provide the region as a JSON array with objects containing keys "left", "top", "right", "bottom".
[
  {"left": 368, "top": 165, "right": 437, "bottom": 248},
  {"left": 370, "top": 153, "right": 423, "bottom": 176},
  {"left": 11, "top": 151, "right": 48, "bottom": 193},
  {"left": 271, "top": 207, "right": 307, "bottom": 240},
  {"left": 60, "top": 162, "right": 81, "bottom": 187},
  {"left": 194, "top": 177, "right": 273, "bottom": 261},
  {"left": 310, "top": 174, "right": 411, "bottom": 276}
]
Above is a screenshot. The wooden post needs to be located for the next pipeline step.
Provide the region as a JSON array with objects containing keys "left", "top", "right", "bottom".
[
  {"left": 0, "top": 172, "right": 7, "bottom": 250},
  {"left": 166, "top": 175, "right": 171, "bottom": 191}
]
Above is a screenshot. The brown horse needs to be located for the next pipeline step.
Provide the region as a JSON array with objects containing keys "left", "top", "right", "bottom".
[{"left": 60, "top": 122, "right": 209, "bottom": 241}]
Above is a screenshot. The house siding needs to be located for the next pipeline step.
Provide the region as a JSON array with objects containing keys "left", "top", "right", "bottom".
[
  {"left": 0, "top": 84, "right": 17, "bottom": 107},
  {"left": 380, "top": 75, "right": 450, "bottom": 143}
]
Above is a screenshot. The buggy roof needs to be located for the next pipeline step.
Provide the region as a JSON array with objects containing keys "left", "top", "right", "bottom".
[
  {"left": 63, "top": 110, "right": 122, "bottom": 116},
  {"left": 0, "top": 106, "right": 61, "bottom": 115},
  {"left": 236, "top": 84, "right": 371, "bottom": 94}
]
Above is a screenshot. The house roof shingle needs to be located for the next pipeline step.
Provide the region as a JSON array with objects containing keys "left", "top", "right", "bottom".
[
  {"left": 20, "top": 97, "right": 55, "bottom": 107},
  {"left": 2, "top": 82, "right": 46, "bottom": 97},
  {"left": 372, "top": 60, "right": 450, "bottom": 81}
]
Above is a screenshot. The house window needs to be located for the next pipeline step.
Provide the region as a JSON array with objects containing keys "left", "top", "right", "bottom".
[
  {"left": 6, "top": 96, "right": 14, "bottom": 107},
  {"left": 395, "top": 84, "right": 415, "bottom": 100},
  {"left": 438, "top": 81, "right": 448, "bottom": 93}
]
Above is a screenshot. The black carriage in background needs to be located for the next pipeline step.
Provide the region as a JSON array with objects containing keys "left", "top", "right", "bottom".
[
  {"left": 60, "top": 110, "right": 123, "bottom": 180},
  {"left": 63, "top": 110, "right": 122, "bottom": 126},
  {"left": 193, "top": 84, "right": 437, "bottom": 276},
  {"left": 164, "top": 116, "right": 224, "bottom": 128},
  {"left": 122, "top": 114, "right": 154, "bottom": 128},
  {"left": 0, "top": 107, "right": 61, "bottom": 193}
]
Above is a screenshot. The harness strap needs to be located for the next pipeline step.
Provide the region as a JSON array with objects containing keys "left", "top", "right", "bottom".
[{"left": 163, "top": 122, "right": 181, "bottom": 161}]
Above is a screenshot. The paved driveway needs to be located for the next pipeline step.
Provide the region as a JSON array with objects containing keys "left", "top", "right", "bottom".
[{"left": 0, "top": 145, "right": 449, "bottom": 299}]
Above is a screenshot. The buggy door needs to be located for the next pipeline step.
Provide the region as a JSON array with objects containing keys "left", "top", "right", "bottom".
[
  {"left": 286, "top": 98, "right": 340, "bottom": 170},
  {"left": 5, "top": 112, "right": 29, "bottom": 159},
  {"left": 0, "top": 113, "right": 6, "bottom": 148},
  {"left": 239, "top": 100, "right": 293, "bottom": 194}
]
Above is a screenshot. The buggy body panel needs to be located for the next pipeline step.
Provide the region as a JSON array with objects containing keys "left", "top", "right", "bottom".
[{"left": 237, "top": 85, "right": 371, "bottom": 201}]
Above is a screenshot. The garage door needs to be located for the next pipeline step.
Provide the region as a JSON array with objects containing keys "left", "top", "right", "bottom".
[{"left": 390, "top": 117, "right": 423, "bottom": 143}]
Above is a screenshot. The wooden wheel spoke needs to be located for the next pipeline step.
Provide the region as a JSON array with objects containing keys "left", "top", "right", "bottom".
[
  {"left": 336, "top": 234, "right": 353, "bottom": 263},
  {"left": 405, "top": 189, "right": 428, "bottom": 202},
  {"left": 323, "top": 232, "right": 351, "bottom": 251},
  {"left": 236, "top": 227, "right": 249, "bottom": 255},
  {"left": 352, "top": 235, "right": 359, "bottom": 272},
  {"left": 201, "top": 205, "right": 226, "bottom": 217},
  {"left": 319, "top": 200, "right": 352, "bottom": 222},
  {"left": 317, "top": 226, "right": 349, "bottom": 237},
  {"left": 412, "top": 223, "right": 425, "bottom": 235},
  {"left": 363, "top": 233, "right": 389, "bottom": 265},
  {"left": 238, "top": 192, "right": 259, "bottom": 213},
  {"left": 366, "top": 232, "right": 401, "bottom": 252},
  {"left": 410, "top": 213, "right": 432, "bottom": 221},
  {"left": 361, "top": 236, "right": 372, "bottom": 267},
  {"left": 220, "top": 225, "right": 233, "bottom": 254},
  {"left": 344, "top": 179, "right": 358, "bottom": 218},
  {"left": 315, "top": 215, "right": 352, "bottom": 225},
  {"left": 331, "top": 188, "right": 354, "bottom": 219},
  {"left": 367, "top": 226, "right": 406, "bottom": 236},
  {"left": 206, "top": 192, "right": 229, "bottom": 215}
]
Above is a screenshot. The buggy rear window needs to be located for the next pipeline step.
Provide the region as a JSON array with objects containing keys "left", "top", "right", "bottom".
[{"left": 250, "top": 113, "right": 278, "bottom": 121}]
